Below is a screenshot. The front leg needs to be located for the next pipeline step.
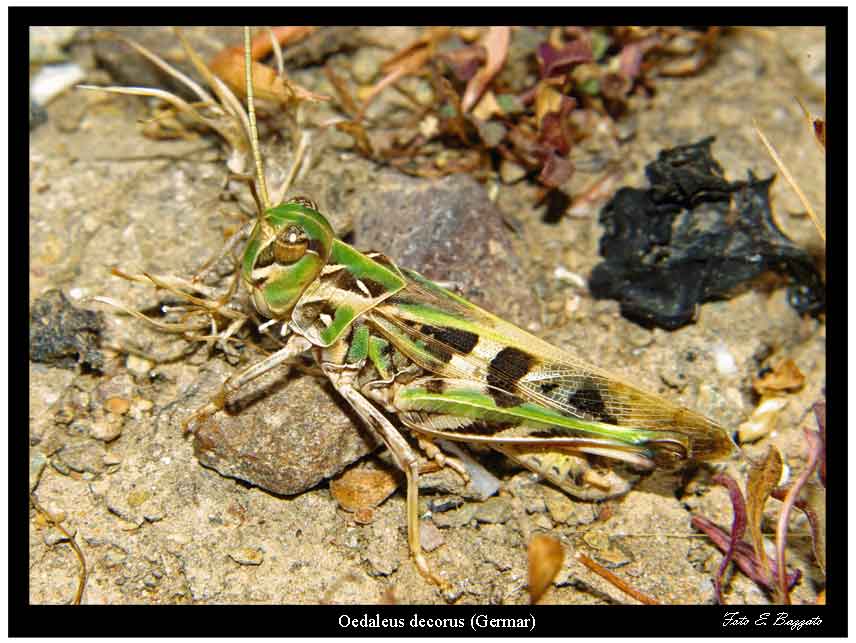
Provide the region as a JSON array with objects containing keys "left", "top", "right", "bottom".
[
  {"left": 322, "top": 364, "right": 449, "bottom": 591},
  {"left": 185, "top": 333, "right": 312, "bottom": 432}
]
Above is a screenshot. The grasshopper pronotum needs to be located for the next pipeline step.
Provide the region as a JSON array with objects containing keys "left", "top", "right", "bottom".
[{"left": 92, "top": 27, "right": 738, "bottom": 593}]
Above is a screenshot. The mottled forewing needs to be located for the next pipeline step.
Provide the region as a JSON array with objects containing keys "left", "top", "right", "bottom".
[{"left": 374, "top": 269, "right": 735, "bottom": 461}]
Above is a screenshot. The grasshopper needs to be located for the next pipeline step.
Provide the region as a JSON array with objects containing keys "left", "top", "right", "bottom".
[
  {"left": 93, "top": 28, "right": 737, "bottom": 592},
  {"left": 181, "top": 28, "right": 739, "bottom": 590}
]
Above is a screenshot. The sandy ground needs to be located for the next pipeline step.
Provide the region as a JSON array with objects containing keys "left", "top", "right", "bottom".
[{"left": 29, "top": 26, "right": 825, "bottom": 605}]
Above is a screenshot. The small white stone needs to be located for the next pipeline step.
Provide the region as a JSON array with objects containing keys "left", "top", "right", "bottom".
[
  {"left": 712, "top": 342, "right": 738, "bottom": 376},
  {"left": 553, "top": 266, "right": 586, "bottom": 289}
]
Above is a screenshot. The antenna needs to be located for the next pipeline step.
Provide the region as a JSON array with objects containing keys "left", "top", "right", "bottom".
[{"left": 245, "top": 26, "right": 271, "bottom": 212}]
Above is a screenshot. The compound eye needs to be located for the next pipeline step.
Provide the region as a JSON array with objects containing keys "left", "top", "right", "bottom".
[
  {"left": 273, "top": 225, "right": 308, "bottom": 263},
  {"left": 288, "top": 196, "right": 318, "bottom": 211}
]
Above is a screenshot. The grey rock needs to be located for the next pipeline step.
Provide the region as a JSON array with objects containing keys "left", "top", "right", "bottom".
[
  {"left": 29, "top": 451, "right": 48, "bottom": 492},
  {"left": 431, "top": 503, "right": 477, "bottom": 529},
  {"left": 353, "top": 172, "right": 539, "bottom": 326},
  {"left": 474, "top": 497, "right": 513, "bottom": 524},
  {"left": 55, "top": 439, "right": 107, "bottom": 474},
  {"left": 29, "top": 290, "right": 104, "bottom": 371},
  {"left": 88, "top": 27, "right": 234, "bottom": 100},
  {"left": 193, "top": 374, "right": 380, "bottom": 496}
]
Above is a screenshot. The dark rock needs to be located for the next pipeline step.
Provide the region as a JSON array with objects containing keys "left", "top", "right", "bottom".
[
  {"left": 29, "top": 289, "right": 104, "bottom": 371},
  {"left": 589, "top": 138, "right": 825, "bottom": 330}
]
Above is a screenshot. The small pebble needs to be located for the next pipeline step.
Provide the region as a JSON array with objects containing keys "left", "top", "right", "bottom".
[
  {"left": 353, "top": 507, "right": 375, "bottom": 524},
  {"left": 104, "top": 397, "right": 130, "bottom": 415},
  {"left": 581, "top": 529, "right": 610, "bottom": 550},
  {"left": 29, "top": 451, "right": 48, "bottom": 492},
  {"left": 544, "top": 491, "right": 575, "bottom": 525},
  {"left": 56, "top": 440, "right": 106, "bottom": 474},
  {"left": 428, "top": 495, "right": 463, "bottom": 513},
  {"left": 431, "top": 503, "right": 477, "bottom": 529},
  {"left": 43, "top": 528, "right": 70, "bottom": 547},
  {"left": 228, "top": 547, "right": 264, "bottom": 566},
  {"left": 474, "top": 497, "right": 513, "bottom": 524},
  {"left": 89, "top": 415, "right": 123, "bottom": 442},
  {"left": 419, "top": 521, "right": 446, "bottom": 552},
  {"left": 351, "top": 48, "right": 382, "bottom": 84},
  {"left": 30, "top": 62, "right": 86, "bottom": 105},
  {"left": 102, "top": 452, "right": 122, "bottom": 467},
  {"left": 531, "top": 513, "right": 554, "bottom": 530},
  {"left": 126, "top": 355, "right": 153, "bottom": 377}
]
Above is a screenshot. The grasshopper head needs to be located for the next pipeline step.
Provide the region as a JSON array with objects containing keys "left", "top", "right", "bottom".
[{"left": 242, "top": 197, "right": 334, "bottom": 319}]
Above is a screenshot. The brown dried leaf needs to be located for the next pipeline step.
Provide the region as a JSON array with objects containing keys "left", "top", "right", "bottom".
[
  {"left": 329, "top": 466, "right": 399, "bottom": 513},
  {"left": 461, "top": 26, "right": 511, "bottom": 113},
  {"left": 440, "top": 43, "right": 485, "bottom": 81},
  {"left": 528, "top": 534, "right": 564, "bottom": 604},
  {"left": 538, "top": 152, "right": 574, "bottom": 188},
  {"left": 753, "top": 358, "right": 806, "bottom": 395},
  {"left": 471, "top": 90, "right": 502, "bottom": 121},
  {"left": 737, "top": 396, "right": 789, "bottom": 443},
  {"left": 600, "top": 72, "right": 632, "bottom": 101},
  {"left": 814, "top": 400, "right": 826, "bottom": 486},
  {"left": 324, "top": 64, "right": 359, "bottom": 117},
  {"left": 773, "top": 427, "right": 823, "bottom": 603},
  {"left": 537, "top": 39, "right": 593, "bottom": 78},
  {"left": 335, "top": 120, "right": 374, "bottom": 156},
  {"left": 712, "top": 473, "right": 748, "bottom": 604},
  {"left": 252, "top": 26, "right": 315, "bottom": 59},
  {"left": 746, "top": 446, "right": 783, "bottom": 584},
  {"left": 209, "top": 46, "right": 329, "bottom": 105},
  {"left": 802, "top": 481, "right": 826, "bottom": 574},
  {"left": 357, "top": 47, "right": 431, "bottom": 121},
  {"left": 534, "top": 84, "right": 566, "bottom": 128}
]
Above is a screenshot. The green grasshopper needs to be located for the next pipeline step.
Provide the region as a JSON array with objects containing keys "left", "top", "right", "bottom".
[{"left": 177, "top": 28, "right": 738, "bottom": 590}]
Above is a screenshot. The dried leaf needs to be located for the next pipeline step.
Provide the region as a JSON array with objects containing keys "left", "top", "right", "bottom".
[
  {"left": 324, "top": 63, "right": 359, "bottom": 117},
  {"left": 535, "top": 84, "right": 576, "bottom": 164},
  {"left": 209, "top": 46, "right": 329, "bottom": 105},
  {"left": 771, "top": 481, "right": 826, "bottom": 575},
  {"left": 813, "top": 400, "right": 826, "bottom": 486},
  {"left": 380, "top": 27, "right": 450, "bottom": 72},
  {"left": 250, "top": 26, "right": 315, "bottom": 60},
  {"left": 335, "top": 120, "right": 374, "bottom": 156},
  {"left": 691, "top": 515, "right": 801, "bottom": 595},
  {"left": 534, "top": 84, "right": 567, "bottom": 128},
  {"left": 617, "top": 36, "right": 660, "bottom": 79},
  {"left": 330, "top": 466, "right": 399, "bottom": 513},
  {"left": 737, "top": 396, "right": 789, "bottom": 443},
  {"left": 773, "top": 428, "right": 824, "bottom": 601},
  {"left": 538, "top": 152, "right": 574, "bottom": 188},
  {"left": 753, "top": 358, "right": 806, "bottom": 395},
  {"left": 440, "top": 44, "right": 485, "bottom": 81},
  {"left": 711, "top": 473, "right": 748, "bottom": 604},
  {"left": 471, "top": 90, "right": 503, "bottom": 121},
  {"left": 462, "top": 26, "right": 511, "bottom": 113},
  {"left": 618, "top": 41, "right": 644, "bottom": 79},
  {"left": 358, "top": 46, "right": 431, "bottom": 121},
  {"left": 574, "top": 551, "right": 658, "bottom": 605},
  {"left": 600, "top": 72, "right": 632, "bottom": 101},
  {"left": 356, "top": 27, "right": 453, "bottom": 122},
  {"left": 537, "top": 39, "right": 592, "bottom": 78},
  {"left": 746, "top": 446, "right": 783, "bottom": 584},
  {"left": 528, "top": 534, "right": 564, "bottom": 604}
]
